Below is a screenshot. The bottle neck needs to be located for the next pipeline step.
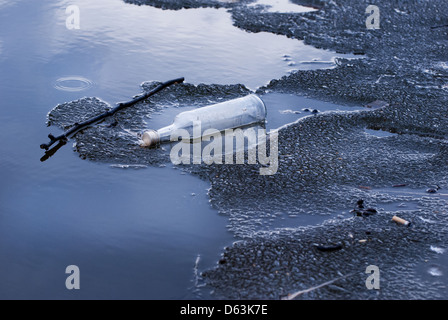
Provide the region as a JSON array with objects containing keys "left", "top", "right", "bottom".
[{"left": 157, "top": 124, "right": 174, "bottom": 142}]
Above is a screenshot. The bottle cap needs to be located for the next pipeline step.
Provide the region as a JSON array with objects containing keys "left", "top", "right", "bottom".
[{"left": 141, "top": 130, "right": 160, "bottom": 147}]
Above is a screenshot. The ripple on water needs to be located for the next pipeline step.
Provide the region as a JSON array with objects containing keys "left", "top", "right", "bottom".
[{"left": 53, "top": 76, "right": 94, "bottom": 92}]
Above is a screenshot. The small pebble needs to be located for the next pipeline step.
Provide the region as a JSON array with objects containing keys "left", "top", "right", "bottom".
[
  {"left": 363, "top": 208, "right": 377, "bottom": 216},
  {"left": 357, "top": 199, "right": 364, "bottom": 208}
]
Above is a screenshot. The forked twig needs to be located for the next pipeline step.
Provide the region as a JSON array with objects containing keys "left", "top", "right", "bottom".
[{"left": 40, "top": 77, "right": 185, "bottom": 151}]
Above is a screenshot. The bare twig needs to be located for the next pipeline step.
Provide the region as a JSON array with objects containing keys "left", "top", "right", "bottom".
[
  {"left": 431, "top": 24, "right": 448, "bottom": 29},
  {"left": 40, "top": 77, "right": 184, "bottom": 150}
]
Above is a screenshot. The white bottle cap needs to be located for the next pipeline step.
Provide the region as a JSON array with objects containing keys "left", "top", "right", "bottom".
[{"left": 141, "top": 130, "right": 160, "bottom": 147}]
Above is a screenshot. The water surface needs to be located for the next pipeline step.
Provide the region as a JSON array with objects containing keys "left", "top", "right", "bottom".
[{"left": 0, "top": 0, "right": 358, "bottom": 299}]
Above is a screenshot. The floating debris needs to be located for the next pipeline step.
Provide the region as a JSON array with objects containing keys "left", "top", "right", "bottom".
[
  {"left": 365, "top": 100, "right": 389, "bottom": 109},
  {"left": 357, "top": 199, "right": 364, "bottom": 208},
  {"left": 282, "top": 272, "right": 356, "bottom": 300},
  {"left": 363, "top": 208, "right": 377, "bottom": 216},
  {"left": 351, "top": 200, "right": 377, "bottom": 217},
  {"left": 430, "top": 24, "right": 448, "bottom": 29},
  {"left": 426, "top": 186, "right": 440, "bottom": 194},
  {"left": 392, "top": 215, "right": 411, "bottom": 226},
  {"left": 313, "top": 243, "right": 343, "bottom": 252},
  {"left": 358, "top": 186, "right": 371, "bottom": 190}
]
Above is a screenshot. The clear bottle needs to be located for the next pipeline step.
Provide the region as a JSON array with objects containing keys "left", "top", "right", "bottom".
[{"left": 141, "top": 94, "right": 267, "bottom": 147}]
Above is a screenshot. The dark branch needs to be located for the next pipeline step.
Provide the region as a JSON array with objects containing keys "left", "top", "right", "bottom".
[
  {"left": 40, "top": 77, "right": 185, "bottom": 150},
  {"left": 431, "top": 24, "right": 448, "bottom": 29}
]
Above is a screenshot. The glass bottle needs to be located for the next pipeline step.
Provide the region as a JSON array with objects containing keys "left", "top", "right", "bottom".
[{"left": 141, "top": 94, "right": 267, "bottom": 147}]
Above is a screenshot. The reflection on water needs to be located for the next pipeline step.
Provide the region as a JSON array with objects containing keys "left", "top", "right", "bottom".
[
  {"left": 1, "top": 0, "right": 354, "bottom": 96},
  {"left": 249, "top": 0, "right": 318, "bottom": 13},
  {"left": 40, "top": 139, "right": 67, "bottom": 162}
]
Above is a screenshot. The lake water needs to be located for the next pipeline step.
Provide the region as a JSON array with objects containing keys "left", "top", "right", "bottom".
[{"left": 0, "top": 0, "right": 358, "bottom": 299}]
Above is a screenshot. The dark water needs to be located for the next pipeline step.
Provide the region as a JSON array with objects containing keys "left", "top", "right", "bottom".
[{"left": 0, "top": 0, "right": 360, "bottom": 299}]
